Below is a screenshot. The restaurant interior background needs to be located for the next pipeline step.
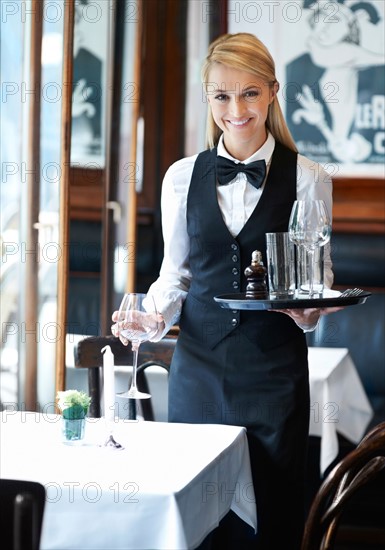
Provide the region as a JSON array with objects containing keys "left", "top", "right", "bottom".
[{"left": 1, "top": 0, "right": 384, "bottom": 433}]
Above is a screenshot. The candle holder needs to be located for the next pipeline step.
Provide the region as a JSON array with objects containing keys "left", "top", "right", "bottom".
[{"left": 101, "top": 345, "right": 124, "bottom": 450}]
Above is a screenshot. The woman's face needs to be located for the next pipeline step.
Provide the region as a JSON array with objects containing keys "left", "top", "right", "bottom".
[{"left": 207, "top": 64, "right": 276, "bottom": 160}]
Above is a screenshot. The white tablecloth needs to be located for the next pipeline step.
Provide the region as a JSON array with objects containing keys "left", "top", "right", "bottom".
[
  {"left": 65, "top": 337, "right": 373, "bottom": 476},
  {"left": 308, "top": 347, "right": 373, "bottom": 474},
  {"left": 0, "top": 412, "right": 257, "bottom": 550}
]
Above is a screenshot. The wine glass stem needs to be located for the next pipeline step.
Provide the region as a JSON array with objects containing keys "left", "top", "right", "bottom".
[
  {"left": 130, "top": 342, "right": 140, "bottom": 392},
  {"left": 308, "top": 248, "right": 315, "bottom": 297}
]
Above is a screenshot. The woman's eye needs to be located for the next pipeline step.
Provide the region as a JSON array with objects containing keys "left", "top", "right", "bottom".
[
  {"left": 214, "top": 94, "right": 228, "bottom": 102},
  {"left": 244, "top": 90, "right": 260, "bottom": 101}
]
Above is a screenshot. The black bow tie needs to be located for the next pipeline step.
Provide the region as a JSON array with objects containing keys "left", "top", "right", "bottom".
[{"left": 216, "top": 156, "right": 266, "bottom": 189}]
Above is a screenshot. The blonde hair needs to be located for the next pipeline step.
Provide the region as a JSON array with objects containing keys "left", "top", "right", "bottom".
[{"left": 201, "top": 33, "right": 297, "bottom": 152}]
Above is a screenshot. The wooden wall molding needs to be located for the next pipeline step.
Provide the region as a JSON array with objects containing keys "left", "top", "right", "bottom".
[
  {"left": 24, "top": 0, "right": 43, "bottom": 410},
  {"left": 69, "top": 167, "right": 104, "bottom": 221},
  {"left": 56, "top": 0, "right": 75, "bottom": 395},
  {"left": 333, "top": 177, "right": 385, "bottom": 234}
]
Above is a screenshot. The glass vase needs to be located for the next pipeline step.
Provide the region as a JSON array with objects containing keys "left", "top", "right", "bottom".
[{"left": 62, "top": 417, "right": 85, "bottom": 443}]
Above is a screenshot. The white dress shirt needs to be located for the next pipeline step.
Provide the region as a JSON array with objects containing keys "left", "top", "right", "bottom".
[{"left": 148, "top": 133, "right": 333, "bottom": 337}]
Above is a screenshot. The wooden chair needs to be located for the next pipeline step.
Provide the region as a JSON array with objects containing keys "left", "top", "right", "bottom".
[
  {"left": 74, "top": 334, "right": 177, "bottom": 419},
  {"left": 0, "top": 479, "right": 46, "bottom": 550},
  {"left": 302, "top": 421, "right": 385, "bottom": 550}
]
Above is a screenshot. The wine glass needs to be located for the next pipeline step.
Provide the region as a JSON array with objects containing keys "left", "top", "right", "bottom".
[
  {"left": 288, "top": 199, "right": 331, "bottom": 297},
  {"left": 116, "top": 293, "right": 160, "bottom": 399}
]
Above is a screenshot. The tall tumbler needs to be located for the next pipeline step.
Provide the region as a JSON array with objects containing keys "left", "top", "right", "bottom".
[{"left": 265, "top": 232, "right": 295, "bottom": 298}]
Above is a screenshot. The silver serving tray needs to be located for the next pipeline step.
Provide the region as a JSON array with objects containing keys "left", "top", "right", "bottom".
[{"left": 214, "top": 289, "right": 371, "bottom": 310}]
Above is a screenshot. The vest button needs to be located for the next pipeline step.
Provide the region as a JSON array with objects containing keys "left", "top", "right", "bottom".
[
  {"left": 232, "top": 281, "right": 239, "bottom": 289},
  {"left": 231, "top": 318, "right": 238, "bottom": 327},
  {"left": 232, "top": 255, "right": 238, "bottom": 262},
  {"left": 231, "top": 244, "right": 238, "bottom": 251},
  {"left": 232, "top": 267, "right": 239, "bottom": 275}
]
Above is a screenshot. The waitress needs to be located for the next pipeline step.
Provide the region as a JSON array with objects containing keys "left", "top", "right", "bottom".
[{"left": 113, "top": 33, "right": 337, "bottom": 549}]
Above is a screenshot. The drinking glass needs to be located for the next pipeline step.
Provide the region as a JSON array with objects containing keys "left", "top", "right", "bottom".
[
  {"left": 288, "top": 200, "right": 331, "bottom": 297},
  {"left": 115, "top": 293, "right": 160, "bottom": 399}
]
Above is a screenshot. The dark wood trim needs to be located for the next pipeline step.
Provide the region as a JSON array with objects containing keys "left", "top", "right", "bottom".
[
  {"left": 24, "top": 0, "right": 43, "bottom": 410},
  {"left": 160, "top": 0, "right": 188, "bottom": 178},
  {"left": 125, "top": 0, "right": 143, "bottom": 292},
  {"left": 55, "top": 0, "right": 75, "bottom": 396},
  {"left": 333, "top": 177, "right": 385, "bottom": 234},
  {"left": 139, "top": 0, "right": 188, "bottom": 212},
  {"left": 209, "top": 0, "right": 228, "bottom": 40},
  {"left": 69, "top": 167, "right": 104, "bottom": 220},
  {"left": 134, "top": 0, "right": 188, "bottom": 283},
  {"left": 100, "top": 0, "right": 124, "bottom": 333},
  {"left": 69, "top": 271, "right": 101, "bottom": 279},
  {"left": 137, "top": 0, "right": 226, "bottom": 223}
]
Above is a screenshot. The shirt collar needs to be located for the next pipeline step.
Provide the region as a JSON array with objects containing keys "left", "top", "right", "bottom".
[{"left": 217, "top": 132, "right": 275, "bottom": 165}]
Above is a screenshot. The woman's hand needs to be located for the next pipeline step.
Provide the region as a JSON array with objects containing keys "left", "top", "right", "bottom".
[
  {"left": 111, "top": 310, "right": 165, "bottom": 346},
  {"left": 271, "top": 306, "right": 344, "bottom": 332}
]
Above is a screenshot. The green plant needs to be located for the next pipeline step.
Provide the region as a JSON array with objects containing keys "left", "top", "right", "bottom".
[{"left": 57, "top": 390, "right": 91, "bottom": 420}]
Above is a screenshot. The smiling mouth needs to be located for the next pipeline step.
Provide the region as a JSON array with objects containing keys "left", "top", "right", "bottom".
[{"left": 228, "top": 118, "right": 251, "bottom": 127}]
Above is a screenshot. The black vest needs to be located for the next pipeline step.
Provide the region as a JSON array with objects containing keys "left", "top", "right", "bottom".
[{"left": 180, "top": 141, "right": 304, "bottom": 350}]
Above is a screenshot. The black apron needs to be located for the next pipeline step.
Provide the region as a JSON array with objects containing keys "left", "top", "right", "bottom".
[{"left": 169, "top": 142, "right": 309, "bottom": 549}]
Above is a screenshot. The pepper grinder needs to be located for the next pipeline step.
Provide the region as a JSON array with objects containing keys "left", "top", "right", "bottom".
[{"left": 244, "top": 250, "right": 268, "bottom": 299}]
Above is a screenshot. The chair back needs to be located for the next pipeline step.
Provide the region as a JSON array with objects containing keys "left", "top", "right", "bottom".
[
  {"left": 0, "top": 479, "right": 46, "bottom": 550},
  {"left": 302, "top": 422, "right": 385, "bottom": 550},
  {"left": 74, "top": 335, "right": 176, "bottom": 419}
]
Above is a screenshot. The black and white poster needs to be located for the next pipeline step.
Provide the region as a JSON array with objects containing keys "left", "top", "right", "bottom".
[
  {"left": 71, "top": 0, "right": 109, "bottom": 167},
  {"left": 228, "top": 0, "right": 385, "bottom": 176}
]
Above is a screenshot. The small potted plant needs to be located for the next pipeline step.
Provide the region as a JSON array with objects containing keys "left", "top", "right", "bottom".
[{"left": 57, "top": 390, "right": 91, "bottom": 443}]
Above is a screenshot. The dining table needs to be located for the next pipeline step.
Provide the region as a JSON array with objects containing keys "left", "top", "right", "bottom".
[
  {"left": 0, "top": 410, "right": 257, "bottom": 550},
  {"left": 307, "top": 346, "right": 373, "bottom": 474},
  {"left": 64, "top": 335, "right": 374, "bottom": 476}
]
